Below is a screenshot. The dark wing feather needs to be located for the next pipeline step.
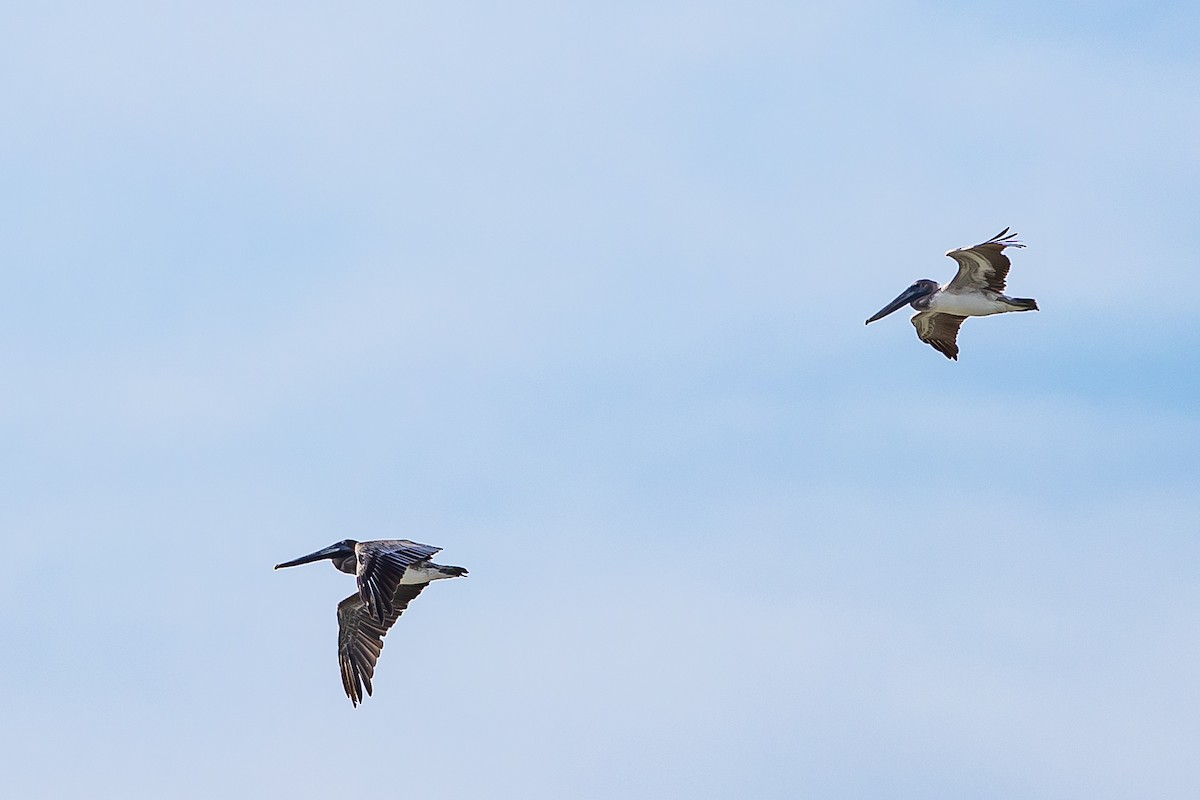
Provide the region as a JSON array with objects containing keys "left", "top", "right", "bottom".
[
  {"left": 356, "top": 539, "right": 441, "bottom": 622},
  {"left": 911, "top": 312, "right": 967, "bottom": 360},
  {"left": 337, "top": 583, "right": 428, "bottom": 706},
  {"left": 945, "top": 228, "right": 1024, "bottom": 293}
]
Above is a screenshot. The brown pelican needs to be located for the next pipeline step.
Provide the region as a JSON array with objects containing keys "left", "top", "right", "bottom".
[
  {"left": 275, "top": 538, "right": 467, "bottom": 706},
  {"left": 865, "top": 228, "right": 1038, "bottom": 359}
]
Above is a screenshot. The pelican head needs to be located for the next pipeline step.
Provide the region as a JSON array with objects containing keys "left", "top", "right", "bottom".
[
  {"left": 274, "top": 539, "right": 359, "bottom": 571},
  {"left": 865, "top": 279, "right": 939, "bottom": 324}
]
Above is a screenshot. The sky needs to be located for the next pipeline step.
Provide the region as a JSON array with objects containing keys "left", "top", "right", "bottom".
[{"left": 2, "top": 1, "right": 1199, "bottom": 797}]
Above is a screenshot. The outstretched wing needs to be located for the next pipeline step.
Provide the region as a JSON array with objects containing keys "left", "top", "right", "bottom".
[
  {"left": 356, "top": 539, "right": 441, "bottom": 622},
  {"left": 945, "top": 228, "right": 1024, "bottom": 293},
  {"left": 912, "top": 312, "right": 967, "bottom": 360},
  {"left": 337, "top": 584, "right": 428, "bottom": 706}
]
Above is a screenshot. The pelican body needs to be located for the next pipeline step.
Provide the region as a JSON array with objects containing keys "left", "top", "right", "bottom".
[
  {"left": 865, "top": 228, "right": 1038, "bottom": 359},
  {"left": 275, "top": 538, "right": 467, "bottom": 706}
]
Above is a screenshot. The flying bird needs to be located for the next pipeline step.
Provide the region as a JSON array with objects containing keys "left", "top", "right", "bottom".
[
  {"left": 275, "top": 538, "right": 467, "bottom": 706},
  {"left": 864, "top": 228, "right": 1038, "bottom": 359}
]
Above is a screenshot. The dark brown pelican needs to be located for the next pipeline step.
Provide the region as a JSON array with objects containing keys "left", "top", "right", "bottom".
[
  {"left": 275, "top": 538, "right": 467, "bottom": 706},
  {"left": 865, "top": 228, "right": 1038, "bottom": 359}
]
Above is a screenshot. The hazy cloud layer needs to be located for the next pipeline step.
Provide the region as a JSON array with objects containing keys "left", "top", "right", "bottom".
[{"left": 2, "top": 2, "right": 1198, "bottom": 798}]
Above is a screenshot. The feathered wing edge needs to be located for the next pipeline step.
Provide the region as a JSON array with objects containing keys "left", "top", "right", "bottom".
[
  {"left": 337, "top": 584, "right": 429, "bottom": 706},
  {"left": 911, "top": 312, "right": 967, "bottom": 360},
  {"left": 945, "top": 228, "right": 1025, "bottom": 293},
  {"left": 356, "top": 540, "right": 441, "bottom": 621},
  {"left": 979, "top": 227, "right": 1025, "bottom": 250}
]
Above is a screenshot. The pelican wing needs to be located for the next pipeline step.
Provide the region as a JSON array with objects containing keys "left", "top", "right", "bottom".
[
  {"left": 912, "top": 312, "right": 966, "bottom": 360},
  {"left": 337, "top": 584, "right": 428, "bottom": 706},
  {"left": 356, "top": 539, "right": 441, "bottom": 622},
  {"left": 945, "top": 228, "right": 1024, "bottom": 293}
]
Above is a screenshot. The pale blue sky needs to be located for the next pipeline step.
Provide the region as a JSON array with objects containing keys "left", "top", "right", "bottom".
[{"left": 2, "top": 2, "right": 1198, "bottom": 798}]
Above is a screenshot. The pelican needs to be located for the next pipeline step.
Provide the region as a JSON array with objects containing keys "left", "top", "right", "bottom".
[
  {"left": 865, "top": 228, "right": 1038, "bottom": 359},
  {"left": 275, "top": 538, "right": 467, "bottom": 706}
]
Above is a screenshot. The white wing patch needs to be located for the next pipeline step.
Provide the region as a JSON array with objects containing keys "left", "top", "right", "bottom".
[
  {"left": 944, "top": 228, "right": 1023, "bottom": 293},
  {"left": 911, "top": 312, "right": 966, "bottom": 360}
]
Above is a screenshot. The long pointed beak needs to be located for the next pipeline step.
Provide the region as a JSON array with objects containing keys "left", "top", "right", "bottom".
[
  {"left": 274, "top": 545, "right": 343, "bottom": 570},
  {"left": 865, "top": 286, "right": 923, "bottom": 325}
]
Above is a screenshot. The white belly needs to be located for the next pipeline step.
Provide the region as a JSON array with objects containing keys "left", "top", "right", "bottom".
[
  {"left": 400, "top": 565, "right": 433, "bottom": 584},
  {"left": 929, "top": 290, "right": 1008, "bottom": 317}
]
